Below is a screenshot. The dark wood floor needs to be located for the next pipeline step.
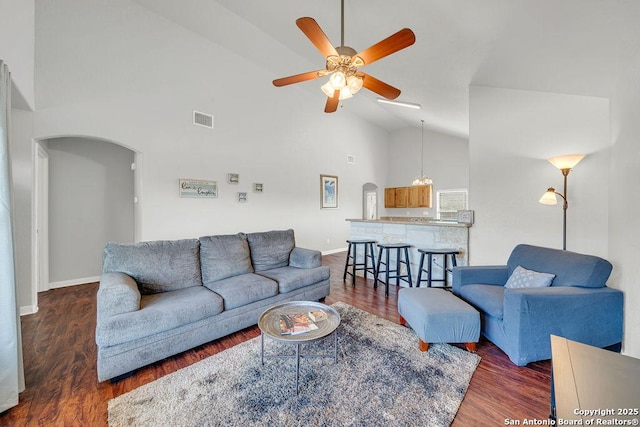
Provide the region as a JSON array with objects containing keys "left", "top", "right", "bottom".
[{"left": 0, "top": 252, "right": 551, "bottom": 426}]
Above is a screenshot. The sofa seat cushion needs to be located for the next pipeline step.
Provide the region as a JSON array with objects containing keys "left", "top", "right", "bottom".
[
  {"left": 103, "top": 239, "right": 202, "bottom": 294},
  {"left": 246, "top": 229, "right": 295, "bottom": 272},
  {"left": 200, "top": 233, "right": 253, "bottom": 284},
  {"left": 459, "top": 284, "right": 505, "bottom": 320},
  {"left": 204, "top": 273, "right": 278, "bottom": 310},
  {"left": 257, "top": 266, "right": 330, "bottom": 294},
  {"left": 96, "top": 286, "right": 223, "bottom": 347}
]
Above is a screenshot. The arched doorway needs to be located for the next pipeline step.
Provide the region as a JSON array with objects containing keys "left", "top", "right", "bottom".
[{"left": 34, "top": 136, "right": 139, "bottom": 293}]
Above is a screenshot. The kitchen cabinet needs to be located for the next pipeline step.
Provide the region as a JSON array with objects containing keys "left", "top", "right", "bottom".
[
  {"left": 384, "top": 188, "right": 396, "bottom": 208},
  {"left": 408, "top": 185, "right": 431, "bottom": 208},
  {"left": 394, "top": 187, "right": 408, "bottom": 207},
  {"left": 384, "top": 185, "right": 431, "bottom": 208}
]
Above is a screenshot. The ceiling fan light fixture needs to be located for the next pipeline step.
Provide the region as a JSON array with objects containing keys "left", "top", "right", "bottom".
[
  {"left": 329, "top": 71, "right": 347, "bottom": 89},
  {"left": 338, "top": 88, "right": 353, "bottom": 100},
  {"left": 347, "top": 75, "right": 363, "bottom": 94},
  {"left": 321, "top": 81, "right": 335, "bottom": 97}
]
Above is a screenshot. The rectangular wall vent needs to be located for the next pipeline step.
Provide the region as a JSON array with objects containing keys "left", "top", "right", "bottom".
[
  {"left": 193, "top": 111, "right": 214, "bottom": 128},
  {"left": 347, "top": 154, "right": 355, "bottom": 164}
]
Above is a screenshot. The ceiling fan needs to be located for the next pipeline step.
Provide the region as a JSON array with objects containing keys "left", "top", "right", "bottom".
[{"left": 272, "top": 0, "right": 416, "bottom": 113}]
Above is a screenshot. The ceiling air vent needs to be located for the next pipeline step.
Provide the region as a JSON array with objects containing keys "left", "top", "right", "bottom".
[{"left": 193, "top": 111, "right": 214, "bottom": 129}]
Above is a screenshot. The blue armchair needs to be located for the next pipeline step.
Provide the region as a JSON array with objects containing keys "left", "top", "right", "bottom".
[{"left": 452, "top": 244, "right": 623, "bottom": 366}]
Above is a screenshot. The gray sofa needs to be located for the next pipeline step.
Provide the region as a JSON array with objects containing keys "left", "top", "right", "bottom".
[{"left": 96, "top": 229, "right": 330, "bottom": 381}]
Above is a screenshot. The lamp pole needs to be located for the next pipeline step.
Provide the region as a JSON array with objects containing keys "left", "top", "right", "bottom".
[{"left": 560, "top": 169, "right": 570, "bottom": 250}]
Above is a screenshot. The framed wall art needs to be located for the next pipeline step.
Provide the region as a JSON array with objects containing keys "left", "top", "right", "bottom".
[
  {"left": 228, "top": 173, "right": 239, "bottom": 184},
  {"left": 253, "top": 183, "right": 263, "bottom": 193},
  {"left": 237, "top": 192, "right": 248, "bottom": 203},
  {"left": 179, "top": 179, "right": 218, "bottom": 198},
  {"left": 320, "top": 174, "right": 338, "bottom": 209}
]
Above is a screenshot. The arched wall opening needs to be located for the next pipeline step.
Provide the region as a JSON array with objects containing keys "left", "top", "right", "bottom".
[{"left": 33, "top": 135, "right": 139, "bottom": 293}]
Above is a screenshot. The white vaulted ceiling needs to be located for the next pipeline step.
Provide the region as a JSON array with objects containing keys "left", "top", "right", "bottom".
[{"left": 134, "top": 0, "right": 640, "bottom": 137}]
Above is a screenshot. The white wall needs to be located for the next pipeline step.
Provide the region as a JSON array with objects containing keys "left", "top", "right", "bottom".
[
  {"left": 46, "top": 137, "right": 134, "bottom": 285},
  {"left": 609, "top": 52, "right": 640, "bottom": 358},
  {"left": 384, "top": 126, "right": 469, "bottom": 218},
  {"left": 468, "top": 86, "right": 610, "bottom": 265},
  {"left": 0, "top": 0, "right": 391, "bottom": 312},
  {"left": 0, "top": 0, "right": 35, "bottom": 110}
]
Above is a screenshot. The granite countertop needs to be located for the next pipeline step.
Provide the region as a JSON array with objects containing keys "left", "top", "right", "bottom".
[{"left": 346, "top": 217, "right": 471, "bottom": 227}]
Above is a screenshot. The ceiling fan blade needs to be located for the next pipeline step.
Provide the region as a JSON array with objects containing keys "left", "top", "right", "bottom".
[
  {"left": 296, "top": 17, "right": 339, "bottom": 59},
  {"left": 324, "top": 91, "right": 340, "bottom": 113},
  {"left": 273, "top": 70, "right": 324, "bottom": 87},
  {"left": 362, "top": 74, "right": 401, "bottom": 100},
  {"left": 353, "top": 28, "right": 416, "bottom": 67}
]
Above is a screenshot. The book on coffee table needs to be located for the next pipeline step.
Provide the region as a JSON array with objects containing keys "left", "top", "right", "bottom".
[
  {"left": 279, "top": 312, "right": 319, "bottom": 335},
  {"left": 307, "top": 310, "right": 327, "bottom": 322}
]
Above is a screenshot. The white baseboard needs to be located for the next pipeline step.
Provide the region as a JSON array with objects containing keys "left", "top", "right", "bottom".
[
  {"left": 19, "top": 305, "right": 39, "bottom": 316},
  {"left": 49, "top": 276, "right": 101, "bottom": 289},
  {"left": 322, "top": 247, "right": 348, "bottom": 255}
]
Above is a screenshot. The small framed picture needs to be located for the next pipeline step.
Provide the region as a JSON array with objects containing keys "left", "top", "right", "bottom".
[
  {"left": 253, "top": 183, "right": 264, "bottom": 193},
  {"left": 228, "top": 173, "right": 239, "bottom": 184},
  {"left": 320, "top": 174, "right": 338, "bottom": 209},
  {"left": 237, "top": 192, "right": 247, "bottom": 203}
]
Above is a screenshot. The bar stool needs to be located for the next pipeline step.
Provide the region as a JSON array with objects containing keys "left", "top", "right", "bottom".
[
  {"left": 374, "top": 243, "right": 413, "bottom": 297},
  {"left": 343, "top": 239, "right": 377, "bottom": 286},
  {"left": 416, "top": 248, "right": 460, "bottom": 288}
]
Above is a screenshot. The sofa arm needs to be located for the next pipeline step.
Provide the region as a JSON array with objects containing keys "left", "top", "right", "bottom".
[
  {"left": 503, "top": 286, "right": 624, "bottom": 364},
  {"left": 289, "top": 247, "right": 322, "bottom": 269},
  {"left": 452, "top": 265, "right": 509, "bottom": 294},
  {"left": 97, "top": 272, "right": 141, "bottom": 319}
]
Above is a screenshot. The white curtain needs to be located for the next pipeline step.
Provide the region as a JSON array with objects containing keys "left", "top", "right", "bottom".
[{"left": 0, "top": 60, "right": 24, "bottom": 412}]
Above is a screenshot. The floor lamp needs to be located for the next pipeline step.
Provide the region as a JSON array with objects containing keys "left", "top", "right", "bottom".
[{"left": 539, "top": 154, "right": 585, "bottom": 250}]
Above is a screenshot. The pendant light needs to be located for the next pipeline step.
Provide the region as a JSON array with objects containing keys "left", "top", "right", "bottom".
[{"left": 412, "top": 120, "right": 432, "bottom": 186}]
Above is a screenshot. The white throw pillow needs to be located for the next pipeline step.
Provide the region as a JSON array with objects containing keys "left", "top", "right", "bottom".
[{"left": 505, "top": 265, "right": 555, "bottom": 289}]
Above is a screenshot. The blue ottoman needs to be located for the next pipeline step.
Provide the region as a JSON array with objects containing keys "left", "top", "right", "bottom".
[{"left": 398, "top": 287, "right": 480, "bottom": 352}]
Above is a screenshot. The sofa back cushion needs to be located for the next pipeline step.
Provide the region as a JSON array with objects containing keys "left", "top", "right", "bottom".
[
  {"left": 507, "top": 244, "right": 612, "bottom": 288},
  {"left": 246, "top": 229, "right": 295, "bottom": 272},
  {"left": 199, "top": 233, "right": 254, "bottom": 284},
  {"left": 103, "top": 239, "right": 202, "bottom": 294}
]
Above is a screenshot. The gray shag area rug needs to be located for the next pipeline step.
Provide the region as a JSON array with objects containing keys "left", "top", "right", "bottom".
[{"left": 108, "top": 302, "right": 481, "bottom": 426}]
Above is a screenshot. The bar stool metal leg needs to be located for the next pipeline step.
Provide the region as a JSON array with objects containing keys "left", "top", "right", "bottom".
[
  {"left": 449, "top": 254, "right": 457, "bottom": 286},
  {"left": 416, "top": 252, "right": 425, "bottom": 288},
  {"left": 350, "top": 243, "right": 357, "bottom": 286},
  {"left": 374, "top": 246, "right": 383, "bottom": 289},
  {"left": 368, "top": 243, "right": 377, "bottom": 278},
  {"left": 404, "top": 246, "right": 413, "bottom": 287},
  {"left": 343, "top": 242, "right": 352, "bottom": 282},
  {"left": 395, "top": 247, "right": 401, "bottom": 287},
  {"left": 427, "top": 253, "right": 434, "bottom": 287},
  {"left": 385, "top": 248, "right": 391, "bottom": 296}
]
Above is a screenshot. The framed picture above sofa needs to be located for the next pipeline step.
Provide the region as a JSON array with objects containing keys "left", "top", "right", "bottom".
[{"left": 179, "top": 179, "right": 217, "bottom": 198}]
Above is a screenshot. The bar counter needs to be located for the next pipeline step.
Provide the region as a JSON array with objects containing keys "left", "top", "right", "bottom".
[{"left": 346, "top": 217, "right": 471, "bottom": 285}]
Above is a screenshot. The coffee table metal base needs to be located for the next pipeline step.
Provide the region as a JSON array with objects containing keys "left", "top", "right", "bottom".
[{"left": 260, "top": 330, "right": 338, "bottom": 395}]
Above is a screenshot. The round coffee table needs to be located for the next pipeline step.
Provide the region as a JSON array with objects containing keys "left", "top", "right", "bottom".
[{"left": 258, "top": 301, "right": 341, "bottom": 394}]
